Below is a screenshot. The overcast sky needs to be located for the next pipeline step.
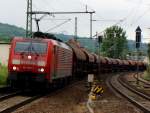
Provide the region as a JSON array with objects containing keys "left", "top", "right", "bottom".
[{"left": 1, "top": 0, "right": 150, "bottom": 42}]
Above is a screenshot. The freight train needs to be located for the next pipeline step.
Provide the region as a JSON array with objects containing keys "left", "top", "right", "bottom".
[{"left": 7, "top": 33, "right": 147, "bottom": 88}]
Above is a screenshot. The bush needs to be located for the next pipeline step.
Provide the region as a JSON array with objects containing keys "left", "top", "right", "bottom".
[
  {"left": 0, "top": 65, "right": 8, "bottom": 85},
  {"left": 144, "top": 68, "right": 150, "bottom": 81}
]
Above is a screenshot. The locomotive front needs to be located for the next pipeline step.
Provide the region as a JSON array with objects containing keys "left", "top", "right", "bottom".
[{"left": 8, "top": 37, "right": 50, "bottom": 87}]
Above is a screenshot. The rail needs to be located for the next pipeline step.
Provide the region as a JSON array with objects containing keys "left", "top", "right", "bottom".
[{"left": 109, "top": 73, "right": 150, "bottom": 113}]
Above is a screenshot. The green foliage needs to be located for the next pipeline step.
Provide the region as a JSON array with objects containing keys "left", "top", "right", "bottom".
[
  {"left": 0, "top": 23, "right": 25, "bottom": 42},
  {"left": 147, "top": 43, "right": 150, "bottom": 62},
  {"left": 77, "top": 38, "right": 97, "bottom": 53},
  {"left": 101, "top": 26, "right": 128, "bottom": 59},
  {"left": 0, "top": 65, "right": 8, "bottom": 85},
  {"left": 144, "top": 43, "right": 150, "bottom": 79},
  {"left": 144, "top": 75, "right": 150, "bottom": 81},
  {"left": 55, "top": 34, "right": 97, "bottom": 52},
  {"left": 0, "top": 22, "right": 147, "bottom": 54},
  {"left": 144, "top": 67, "right": 150, "bottom": 81},
  {"left": 55, "top": 33, "right": 147, "bottom": 54}
]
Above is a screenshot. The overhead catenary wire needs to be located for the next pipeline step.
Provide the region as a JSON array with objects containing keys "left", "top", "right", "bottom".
[
  {"left": 45, "top": 19, "right": 72, "bottom": 32},
  {"left": 92, "top": 19, "right": 123, "bottom": 22},
  {"left": 33, "top": 0, "right": 55, "bottom": 11},
  {"left": 130, "top": 7, "right": 150, "bottom": 26},
  {"left": 26, "top": 0, "right": 149, "bottom": 39},
  {"left": 92, "top": 0, "right": 148, "bottom": 38},
  {"left": 119, "top": 0, "right": 150, "bottom": 31},
  {"left": 93, "top": 19, "right": 125, "bottom": 37},
  {"left": 78, "top": 0, "right": 135, "bottom": 37},
  {"left": 78, "top": 0, "right": 95, "bottom": 12},
  {"left": 130, "top": 0, "right": 143, "bottom": 26},
  {"left": 118, "top": 1, "right": 142, "bottom": 29}
]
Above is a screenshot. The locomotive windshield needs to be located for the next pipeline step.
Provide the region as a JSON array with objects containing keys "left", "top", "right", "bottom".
[{"left": 15, "top": 42, "right": 47, "bottom": 54}]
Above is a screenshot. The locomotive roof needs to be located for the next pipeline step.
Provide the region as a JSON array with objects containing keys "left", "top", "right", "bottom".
[
  {"left": 51, "top": 39, "right": 72, "bottom": 51},
  {"left": 12, "top": 37, "right": 50, "bottom": 42}
]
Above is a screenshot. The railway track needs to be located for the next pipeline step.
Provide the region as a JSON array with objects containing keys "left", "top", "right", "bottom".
[
  {"left": 0, "top": 93, "right": 42, "bottom": 113},
  {"left": 0, "top": 80, "right": 84, "bottom": 113},
  {"left": 134, "top": 73, "right": 150, "bottom": 86},
  {"left": 0, "top": 86, "right": 11, "bottom": 92},
  {"left": 0, "top": 87, "right": 40, "bottom": 113},
  {"left": 109, "top": 73, "right": 150, "bottom": 113},
  {"left": 0, "top": 87, "right": 21, "bottom": 101}
]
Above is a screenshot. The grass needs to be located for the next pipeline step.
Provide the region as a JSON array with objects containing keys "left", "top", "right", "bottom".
[
  {"left": 143, "top": 71, "right": 150, "bottom": 81},
  {"left": 0, "top": 65, "right": 8, "bottom": 85}
]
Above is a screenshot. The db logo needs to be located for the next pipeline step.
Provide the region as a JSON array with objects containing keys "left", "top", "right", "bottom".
[{"left": 93, "top": 86, "right": 104, "bottom": 95}]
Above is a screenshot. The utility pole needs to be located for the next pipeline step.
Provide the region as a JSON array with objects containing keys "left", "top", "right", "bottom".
[
  {"left": 26, "top": 0, "right": 32, "bottom": 38},
  {"left": 95, "top": 34, "right": 103, "bottom": 81},
  {"left": 75, "top": 17, "right": 78, "bottom": 41},
  {"left": 90, "top": 13, "right": 93, "bottom": 39}
]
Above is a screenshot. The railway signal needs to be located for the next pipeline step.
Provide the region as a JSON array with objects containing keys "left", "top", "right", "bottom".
[
  {"left": 97, "top": 34, "right": 103, "bottom": 80},
  {"left": 135, "top": 26, "right": 142, "bottom": 85},
  {"left": 135, "top": 26, "right": 142, "bottom": 49},
  {"left": 98, "top": 35, "right": 103, "bottom": 43}
]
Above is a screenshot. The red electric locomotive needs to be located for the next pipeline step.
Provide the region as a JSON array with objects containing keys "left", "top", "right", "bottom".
[
  {"left": 8, "top": 37, "right": 73, "bottom": 88},
  {"left": 7, "top": 35, "right": 147, "bottom": 89}
]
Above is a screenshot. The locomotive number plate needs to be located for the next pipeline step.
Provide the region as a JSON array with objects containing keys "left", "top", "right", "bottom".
[{"left": 21, "top": 60, "right": 36, "bottom": 65}]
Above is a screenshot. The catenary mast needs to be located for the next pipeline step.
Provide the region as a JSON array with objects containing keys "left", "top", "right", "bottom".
[{"left": 26, "top": 0, "right": 32, "bottom": 38}]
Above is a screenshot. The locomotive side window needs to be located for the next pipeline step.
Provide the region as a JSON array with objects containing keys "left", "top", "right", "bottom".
[{"left": 15, "top": 42, "right": 47, "bottom": 54}]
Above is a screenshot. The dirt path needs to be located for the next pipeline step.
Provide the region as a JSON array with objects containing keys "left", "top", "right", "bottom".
[
  {"left": 13, "top": 81, "right": 89, "bottom": 113},
  {"left": 12, "top": 74, "right": 144, "bottom": 113}
]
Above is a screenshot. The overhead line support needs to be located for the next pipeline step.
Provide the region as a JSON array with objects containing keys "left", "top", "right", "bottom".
[
  {"left": 27, "top": 11, "right": 95, "bottom": 15},
  {"left": 27, "top": 11, "right": 95, "bottom": 38}
]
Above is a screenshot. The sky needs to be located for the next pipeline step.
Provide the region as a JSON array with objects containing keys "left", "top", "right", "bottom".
[{"left": 1, "top": 0, "right": 150, "bottom": 42}]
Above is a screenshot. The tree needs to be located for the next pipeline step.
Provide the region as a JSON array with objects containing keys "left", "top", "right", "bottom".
[
  {"left": 101, "top": 26, "right": 128, "bottom": 59},
  {"left": 144, "top": 43, "right": 150, "bottom": 80},
  {"left": 147, "top": 43, "right": 150, "bottom": 62}
]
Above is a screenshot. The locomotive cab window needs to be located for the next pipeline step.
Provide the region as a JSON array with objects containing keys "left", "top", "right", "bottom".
[{"left": 15, "top": 42, "right": 48, "bottom": 54}]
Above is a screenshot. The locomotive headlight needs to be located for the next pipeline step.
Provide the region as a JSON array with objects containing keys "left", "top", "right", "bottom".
[
  {"left": 37, "top": 61, "right": 46, "bottom": 66},
  {"left": 38, "top": 68, "right": 45, "bottom": 72},
  {"left": 13, "top": 66, "right": 17, "bottom": 71},
  {"left": 12, "top": 59, "right": 20, "bottom": 65},
  {"left": 28, "top": 55, "right": 32, "bottom": 60},
  {"left": 40, "top": 68, "right": 44, "bottom": 72}
]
